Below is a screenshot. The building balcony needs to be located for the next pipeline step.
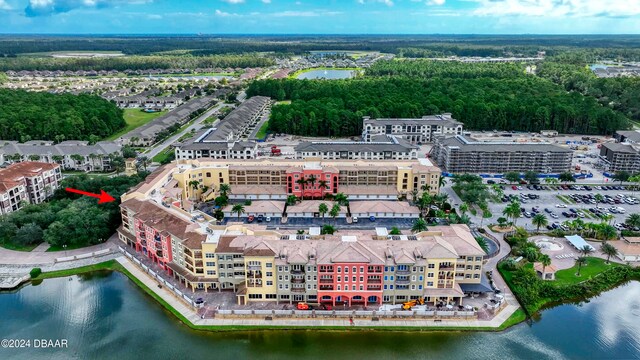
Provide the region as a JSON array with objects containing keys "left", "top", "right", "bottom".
[
  {"left": 291, "top": 278, "right": 305, "bottom": 283},
  {"left": 247, "top": 265, "right": 261, "bottom": 271},
  {"left": 367, "top": 285, "right": 382, "bottom": 291},
  {"left": 319, "top": 285, "right": 334, "bottom": 291},
  {"left": 439, "top": 266, "right": 455, "bottom": 271},
  {"left": 367, "top": 279, "right": 382, "bottom": 284},
  {"left": 291, "top": 270, "right": 305, "bottom": 275},
  {"left": 156, "top": 250, "right": 163, "bottom": 258},
  {"left": 247, "top": 271, "right": 262, "bottom": 278},
  {"left": 395, "top": 279, "right": 410, "bottom": 285},
  {"left": 291, "top": 288, "right": 306, "bottom": 293},
  {"left": 396, "top": 270, "right": 410, "bottom": 275},
  {"left": 319, "top": 279, "right": 333, "bottom": 284}
]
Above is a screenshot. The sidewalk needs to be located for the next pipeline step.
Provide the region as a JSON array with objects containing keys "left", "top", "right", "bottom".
[{"left": 116, "top": 255, "right": 520, "bottom": 329}]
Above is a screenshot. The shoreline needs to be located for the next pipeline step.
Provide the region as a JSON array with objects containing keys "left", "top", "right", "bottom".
[{"left": 19, "top": 258, "right": 528, "bottom": 332}]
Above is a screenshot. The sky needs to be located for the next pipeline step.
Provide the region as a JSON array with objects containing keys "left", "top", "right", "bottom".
[{"left": 0, "top": 0, "right": 639, "bottom": 34}]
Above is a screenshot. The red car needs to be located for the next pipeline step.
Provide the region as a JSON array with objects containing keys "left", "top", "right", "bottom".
[
  {"left": 247, "top": 215, "right": 255, "bottom": 223},
  {"left": 512, "top": 185, "right": 518, "bottom": 190}
]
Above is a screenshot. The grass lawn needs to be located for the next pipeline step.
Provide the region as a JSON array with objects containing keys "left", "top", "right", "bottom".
[
  {"left": 554, "top": 257, "right": 619, "bottom": 286},
  {"left": 104, "top": 109, "right": 167, "bottom": 141},
  {"left": 556, "top": 195, "right": 575, "bottom": 204},
  {"left": 152, "top": 148, "right": 173, "bottom": 163},
  {"left": 0, "top": 242, "right": 40, "bottom": 252},
  {"left": 255, "top": 121, "right": 269, "bottom": 139},
  {"left": 34, "top": 260, "right": 121, "bottom": 279}
]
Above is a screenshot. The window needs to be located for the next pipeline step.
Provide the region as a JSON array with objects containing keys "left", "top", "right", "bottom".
[
  {"left": 337, "top": 267, "right": 342, "bottom": 273},
  {"left": 359, "top": 285, "right": 363, "bottom": 291},
  {"left": 411, "top": 285, "right": 416, "bottom": 290},
  {"left": 360, "top": 267, "right": 364, "bottom": 273},
  {"left": 352, "top": 285, "right": 356, "bottom": 290},
  {"left": 248, "top": 294, "right": 263, "bottom": 299},
  {"left": 389, "top": 285, "right": 394, "bottom": 289},
  {"left": 344, "top": 267, "right": 349, "bottom": 274},
  {"left": 352, "top": 267, "right": 356, "bottom": 273},
  {"left": 206, "top": 270, "right": 214, "bottom": 275},
  {"left": 419, "top": 275, "right": 423, "bottom": 281},
  {"left": 384, "top": 275, "right": 388, "bottom": 281},
  {"left": 279, "top": 284, "right": 283, "bottom": 289},
  {"left": 280, "top": 295, "right": 290, "bottom": 300},
  {"left": 278, "top": 275, "right": 283, "bottom": 281},
  {"left": 418, "top": 285, "right": 423, "bottom": 290},
  {"left": 474, "top": 274, "right": 480, "bottom": 279},
  {"left": 337, "top": 276, "right": 341, "bottom": 282},
  {"left": 266, "top": 281, "right": 273, "bottom": 286},
  {"left": 427, "top": 282, "right": 434, "bottom": 287},
  {"left": 337, "top": 285, "right": 341, "bottom": 290},
  {"left": 428, "top": 264, "right": 435, "bottom": 269},
  {"left": 278, "top": 266, "right": 283, "bottom": 272},
  {"left": 266, "top": 263, "right": 273, "bottom": 268},
  {"left": 266, "top": 294, "right": 277, "bottom": 299},
  {"left": 475, "top": 257, "right": 482, "bottom": 262},
  {"left": 359, "top": 276, "right": 363, "bottom": 282},
  {"left": 266, "top": 272, "right": 272, "bottom": 277},
  {"left": 384, "top": 285, "right": 388, "bottom": 290},
  {"left": 390, "top": 276, "right": 394, "bottom": 281},
  {"left": 205, "top": 253, "right": 215, "bottom": 258}
]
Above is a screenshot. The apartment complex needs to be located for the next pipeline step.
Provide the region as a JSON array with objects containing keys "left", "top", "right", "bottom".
[
  {"left": 599, "top": 142, "right": 640, "bottom": 173},
  {"left": 0, "top": 140, "right": 121, "bottom": 172},
  {"left": 174, "top": 96, "right": 270, "bottom": 160},
  {"left": 0, "top": 161, "right": 62, "bottom": 214},
  {"left": 295, "top": 135, "right": 418, "bottom": 161},
  {"left": 150, "top": 158, "right": 440, "bottom": 205},
  {"left": 430, "top": 135, "right": 573, "bottom": 174},
  {"left": 117, "top": 196, "right": 486, "bottom": 306},
  {"left": 362, "top": 114, "right": 463, "bottom": 145}
]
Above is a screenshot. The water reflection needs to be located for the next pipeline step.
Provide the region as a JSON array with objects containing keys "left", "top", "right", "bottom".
[{"left": 1, "top": 272, "right": 639, "bottom": 360}]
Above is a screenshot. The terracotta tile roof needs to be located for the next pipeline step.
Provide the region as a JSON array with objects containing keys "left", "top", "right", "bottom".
[{"left": 0, "top": 161, "right": 59, "bottom": 182}]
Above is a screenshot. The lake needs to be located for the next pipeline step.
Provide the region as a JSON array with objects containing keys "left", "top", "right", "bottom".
[
  {"left": 1, "top": 271, "right": 639, "bottom": 360},
  {"left": 296, "top": 69, "right": 356, "bottom": 80}
]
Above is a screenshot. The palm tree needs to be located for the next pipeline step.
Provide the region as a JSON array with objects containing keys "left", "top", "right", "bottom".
[
  {"left": 544, "top": 177, "right": 559, "bottom": 185},
  {"left": 540, "top": 254, "right": 552, "bottom": 277},
  {"left": 575, "top": 256, "right": 588, "bottom": 276},
  {"left": 532, "top": 213, "right": 548, "bottom": 233},
  {"left": 412, "top": 218, "right": 428, "bottom": 233},
  {"left": 137, "top": 156, "right": 149, "bottom": 171},
  {"left": 28, "top": 154, "right": 41, "bottom": 161},
  {"left": 626, "top": 213, "right": 640, "bottom": 229},
  {"left": 334, "top": 193, "right": 349, "bottom": 207},
  {"left": 600, "top": 242, "right": 619, "bottom": 264},
  {"left": 434, "top": 193, "right": 449, "bottom": 208},
  {"left": 218, "top": 183, "right": 231, "bottom": 198},
  {"left": 296, "top": 178, "right": 307, "bottom": 199},
  {"left": 497, "top": 217, "right": 508, "bottom": 228},
  {"left": 579, "top": 244, "right": 594, "bottom": 258},
  {"left": 318, "top": 203, "right": 328, "bottom": 218},
  {"left": 601, "top": 214, "right": 614, "bottom": 226},
  {"left": 438, "top": 176, "right": 447, "bottom": 189},
  {"left": 318, "top": 180, "right": 329, "bottom": 198},
  {"left": 598, "top": 225, "right": 617, "bottom": 241},
  {"left": 321, "top": 224, "right": 336, "bottom": 235},
  {"left": 306, "top": 175, "right": 317, "bottom": 198},
  {"left": 286, "top": 195, "right": 298, "bottom": 206},
  {"left": 329, "top": 204, "right": 341, "bottom": 223},
  {"left": 231, "top": 204, "right": 245, "bottom": 220},
  {"left": 594, "top": 194, "right": 604, "bottom": 207},
  {"left": 459, "top": 202, "right": 469, "bottom": 216},
  {"left": 188, "top": 180, "right": 200, "bottom": 200},
  {"left": 502, "top": 200, "right": 521, "bottom": 226}
]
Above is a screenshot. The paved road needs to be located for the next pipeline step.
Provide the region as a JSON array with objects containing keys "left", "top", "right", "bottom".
[{"left": 145, "top": 102, "right": 232, "bottom": 160}]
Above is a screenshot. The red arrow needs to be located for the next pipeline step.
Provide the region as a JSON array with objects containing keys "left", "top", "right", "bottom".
[{"left": 65, "top": 188, "right": 116, "bottom": 204}]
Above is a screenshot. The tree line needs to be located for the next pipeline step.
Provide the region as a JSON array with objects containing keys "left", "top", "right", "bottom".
[
  {"left": 0, "top": 173, "right": 148, "bottom": 249},
  {"left": 247, "top": 76, "right": 629, "bottom": 137},
  {"left": 0, "top": 89, "right": 125, "bottom": 141},
  {"left": 366, "top": 60, "right": 527, "bottom": 79},
  {"left": 0, "top": 54, "right": 274, "bottom": 72}
]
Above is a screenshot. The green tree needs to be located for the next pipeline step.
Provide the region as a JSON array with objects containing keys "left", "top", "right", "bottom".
[
  {"left": 412, "top": 218, "right": 428, "bottom": 233},
  {"left": 575, "top": 256, "right": 588, "bottom": 276},
  {"left": 390, "top": 227, "right": 401, "bottom": 235},
  {"left": 188, "top": 180, "right": 200, "bottom": 201},
  {"left": 502, "top": 200, "right": 521, "bottom": 226},
  {"left": 540, "top": 254, "right": 552, "bottom": 276},
  {"left": 600, "top": 242, "right": 619, "bottom": 264},
  {"left": 459, "top": 202, "right": 469, "bottom": 216},
  {"left": 625, "top": 213, "right": 640, "bottom": 228},
  {"left": 613, "top": 171, "right": 631, "bottom": 184},
  {"left": 579, "top": 244, "right": 594, "bottom": 258},
  {"left": 218, "top": 183, "right": 231, "bottom": 198},
  {"left": 329, "top": 204, "right": 341, "bottom": 222},
  {"left": 321, "top": 224, "right": 336, "bottom": 235},
  {"left": 14, "top": 223, "right": 44, "bottom": 246},
  {"left": 559, "top": 172, "right": 576, "bottom": 184},
  {"left": 318, "top": 203, "right": 328, "bottom": 218},
  {"left": 504, "top": 172, "right": 521, "bottom": 183},
  {"left": 532, "top": 213, "right": 548, "bottom": 233},
  {"left": 497, "top": 217, "right": 508, "bottom": 228},
  {"left": 594, "top": 193, "right": 604, "bottom": 206},
  {"left": 334, "top": 193, "right": 349, "bottom": 206},
  {"left": 231, "top": 204, "right": 245, "bottom": 220},
  {"left": 523, "top": 171, "right": 539, "bottom": 184},
  {"left": 286, "top": 195, "right": 298, "bottom": 206}
]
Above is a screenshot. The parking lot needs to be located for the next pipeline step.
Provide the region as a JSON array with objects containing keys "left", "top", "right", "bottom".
[{"left": 486, "top": 184, "right": 640, "bottom": 230}]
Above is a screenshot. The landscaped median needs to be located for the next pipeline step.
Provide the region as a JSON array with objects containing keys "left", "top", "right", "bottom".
[
  {"left": 498, "top": 257, "right": 640, "bottom": 315},
  {"left": 27, "top": 258, "right": 526, "bottom": 332}
]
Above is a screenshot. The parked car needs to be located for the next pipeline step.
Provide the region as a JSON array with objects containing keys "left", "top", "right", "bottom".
[{"left": 556, "top": 204, "right": 567, "bottom": 208}]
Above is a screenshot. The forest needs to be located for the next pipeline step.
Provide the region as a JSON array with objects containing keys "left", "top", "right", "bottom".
[
  {"left": 0, "top": 173, "right": 148, "bottom": 250},
  {"left": 247, "top": 72, "right": 629, "bottom": 137},
  {"left": 0, "top": 54, "right": 275, "bottom": 72},
  {"left": 0, "top": 89, "right": 125, "bottom": 141}
]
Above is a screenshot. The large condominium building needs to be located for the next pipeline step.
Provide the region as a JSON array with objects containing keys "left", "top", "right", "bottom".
[
  {"left": 118, "top": 196, "right": 487, "bottom": 306},
  {"left": 430, "top": 135, "right": 573, "bottom": 174},
  {"left": 599, "top": 142, "right": 640, "bottom": 174},
  {"left": 0, "top": 161, "right": 62, "bottom": 214},
  {"left": 295, "top": 135, "right": 418, "bottom": 161},
  {"left": 0, "top": 140, "right": 121, "bottom": 172},
  {"left": 174, "top": 96, "right": 270, "bottom": 161},
  {"left": 362, "top": 114, "right": 464, "bottom": 145},
  {"left": 145, "top": 158, "right": 440, "bottom": 206}
]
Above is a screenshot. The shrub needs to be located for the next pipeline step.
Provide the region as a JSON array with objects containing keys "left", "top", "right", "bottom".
[{"left": 30, "top": 268, "right": 42, "bottom": 278}]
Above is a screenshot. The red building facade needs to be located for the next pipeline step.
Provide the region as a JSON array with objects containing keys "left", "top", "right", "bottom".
[
  {"left": 134, "top": 218, "right": 173, "bottom": 270},
  {"left": 317, "top": 263, "right": 384, "bottom": 306},
  {"left": 286, "top": 166, "right": 339, "bottom": 199}
]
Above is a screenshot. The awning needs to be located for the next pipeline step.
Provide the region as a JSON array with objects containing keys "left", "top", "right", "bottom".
[{"left": 459, "top": 275, "right": 493, "bottom": 293}]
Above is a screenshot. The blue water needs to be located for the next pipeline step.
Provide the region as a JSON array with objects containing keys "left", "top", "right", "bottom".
[
  {"left": 296, "top": 69, "right": 355, "bottom": 80},
  {"left": 1, "top": 271, "right": 639, "bottom": 359}
]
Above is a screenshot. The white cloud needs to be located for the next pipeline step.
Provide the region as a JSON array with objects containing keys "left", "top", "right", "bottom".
[
  {"left": 428, "top": 0, "right": 445, "bottom": 5},
  {"left": 25, "top": 0, "right": 153, "bottom": 16},
  {"left": 0, "top": 0, "right": 12, "bottom": 10},
  {"left": 472, "top": 0, "right": 640, "bottom": 18},
  {"left": 215, "top": 9, "right": 237, "bottom": 16},
  {"left": 221, "top": 0, "right": 244, "bottom": 4},
  {"left": 357, "top": 0, "right": 393, "bottom": 5},
  {"left": 261, "top": 0, "right": 271, "bottom": 3}
]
